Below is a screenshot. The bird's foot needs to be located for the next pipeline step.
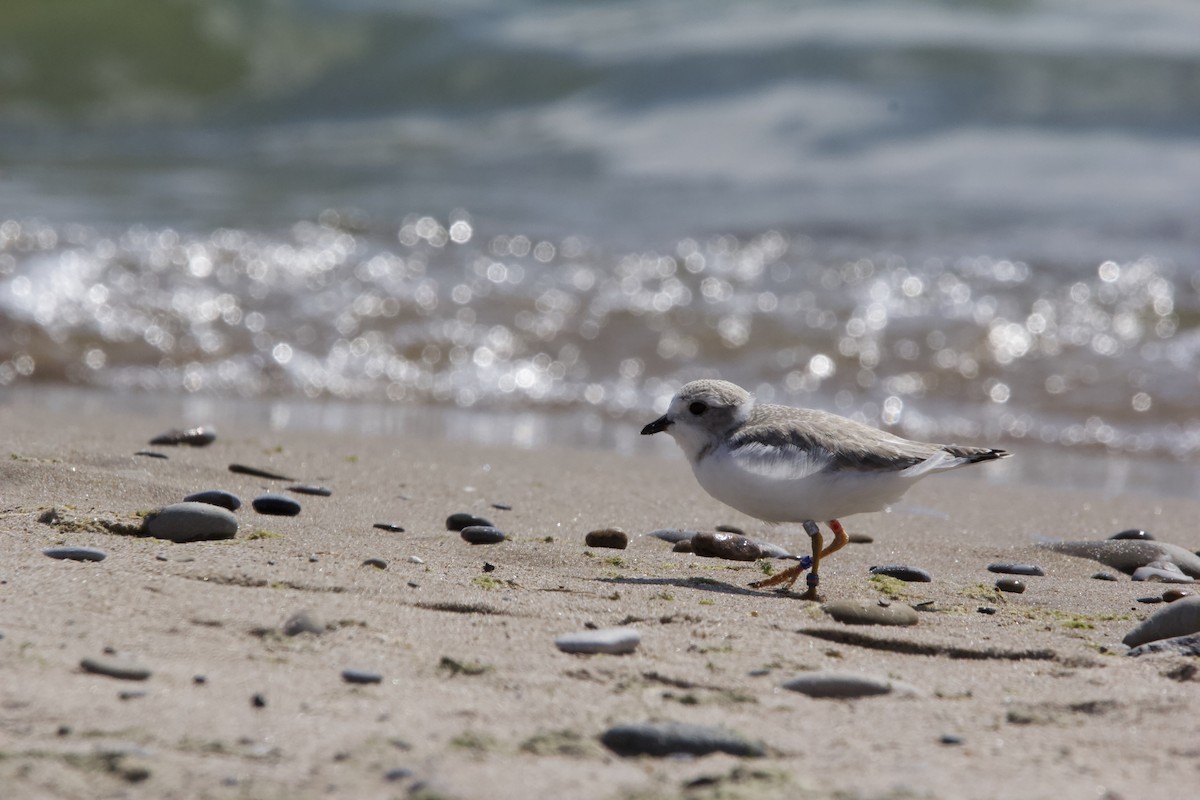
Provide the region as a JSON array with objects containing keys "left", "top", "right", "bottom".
[{"left": 748, "top": 563, "right": 805, "bottom": 591}]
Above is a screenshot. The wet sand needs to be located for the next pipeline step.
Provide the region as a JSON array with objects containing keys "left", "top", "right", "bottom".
[{"left": 2, "top": 392, "right": 1198, "bottom": 799}]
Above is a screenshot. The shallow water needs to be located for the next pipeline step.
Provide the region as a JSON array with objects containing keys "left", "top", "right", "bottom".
[{"left": 2, "top": 0, "right": 1198, "bottom": 493}]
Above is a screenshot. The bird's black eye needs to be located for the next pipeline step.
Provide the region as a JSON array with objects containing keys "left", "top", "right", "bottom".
[{"left": 688, "top": 401, "right": 708, "bottom": 416}]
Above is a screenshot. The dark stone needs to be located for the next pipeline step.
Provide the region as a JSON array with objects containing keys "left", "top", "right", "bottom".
[
  {"left": 585, "top": 528, "right": 629, "bottom": 550},
  {"left": 229, "top": 463, "right": 294, "bottom": 481},
  {"left": 1164, "top": 588, "right": 1194, "bottom": 603},
  {"left": 282, "top": 609, "right": 325, "bottom": 636},
  {"left": 81, "top": 656, "right": 151, "bottom": 681},
  {"left": 384, "top": 768, "right": 414, "bottom": 782},
  {"left": 150, "top": 425, "right": 216, "bottom": 446},
  {"left": 362, "top": 558, "right": 388, "bottom": 570},
  {"left": 693, "top": 531, "right": 790, "bottom": 560},
  {"left": 869, "top": 565, "right": 931, "bottom": 582},
  {"left": 600, "top": 722, "right": 765, "bottom": 758},
  {"left": 482, "top": 562, "right": 496, "bottom": 573},
  {"left": 491, "top": 503, "right": 513, "bottom": 511},
  {"left": 460, "top": 526, "right": 506, "bottom": 545},
  {"left": 1111, "top": 529, "right": 1153, "bottom": 541},
  {"left": 252, "top": 493, "right": 302, "bottom": 516},
  {"left": 342, "top": 669, "right": 383, "bottom": 685},
  {"left": 714, "top": 524, "right": 745, "bottom": 535},
  {"left": 848, "top": 532, "right": 874, "bottom": 544},
  {"left": 1126, "top": 633, "right": 1200, "bottom": 657},
  {"left": 995, "top": 577, "right": 1026, "bottom": 593},
  {"left": 252, "top": 693, "right": 267, "bottom": 708},
  {"left": 373, "top": 523, "right": 406, "bottom": 532},
  {"left": 43, "top": 546, "right": 107, "bottom": 562},
  {"left": 184, "top": 490, "right": 242, "bottom": 511},
  {"left": 987, "top": 562, "right": 1044, "bottom": 576},
  {"left": 144, "top": 502, "right": 238, "bottom": 543},
  {"left": 446, "top": 513, "right": 494, "bottom": 531},
  {"left": 977, "top": 606, "right": 997, "bottom": 615},
  {"left": 673, "top": 541, "right": 692, "bottom": 553},
  {"left": 134, "top": 451, "right": 168, "bottom": 459},
  {"left": 288, "top": 485, "right": 332, "bottom": 497},
  {"left": 781, "top": 671, "right": 919, "bottom": 698}
]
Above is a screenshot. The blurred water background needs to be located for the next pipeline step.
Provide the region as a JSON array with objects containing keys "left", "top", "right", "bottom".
[{"left": 2, "top": 0, "right": 1199, "bottom": 496}]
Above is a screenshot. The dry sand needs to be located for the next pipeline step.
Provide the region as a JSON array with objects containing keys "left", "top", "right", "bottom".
[{"left": 2, "top": 391, "right": 1198, "bottom": 799}]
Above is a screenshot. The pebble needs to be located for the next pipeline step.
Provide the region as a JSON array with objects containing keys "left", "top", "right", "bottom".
[
  {"left": 987, "top": 562, "right": 1044, "bottom": 576},
  {"left": 585, "top": 529, "right": 629, "bottom": 550},
  {"left": 288, "top": 484, "right": 333, "bottom": 497},
  {"left": 407, "top": 555, "right": 425, "bottom": 565},
  {"left": 555, "top": 627, "right": 641, "bottom": 655},
  {"left": 362, "top": 558, "right": 388, "bottom": 570},
  {"left": 1131, "top": 562, "right": 1194, "bottom": 583},
  {"left": 692, "top": 531, "right": 778, "bottom": 561},
  {"left": 868, "top": 565, "right": 931, "bottom": 582},
  {"left": 939, "top": 734, "right": 964, "bottom": 746},
  {"left": 150, "top": 425, "right": 217, "bottom": 446},
  {"left": 600, "top": 722, "right": 765, "bottom": 758},
  {"left": 183, "top": 490, "right": 242, "bottom": 511},
  {"left": 648, "top": 528, "right": 698, "bottom": 543},
  {"left": 282, "top": 609, "right": 325, "bottom": 636},
  {"left": 978, "top": 606, "right": 997, "bottom": 615},
  {"left": 384, "top": 767, "right": 414, "bottom": 782},
  {"left": 252, "top": 493, "right": 302, "bottom": 517},
  {"left": 446, "top": 513, "right": 493, "bottom": 531},
  {"left": 252, "top": 693, "right": 267, "bottom": 708},
  {"left": 134, "top": 451, "right": 168, "bottom": 459},
  {"left": 81, "top": 656, "right": 152, "bottom": 681},
  {"left": 1110, "top": 528, "right": 1153, "bottom": 541},
  {"left": 822, "top": 599, "right": 919, "bottom": 626},
  {"left": 1122, "top": 595, "right": 1200, "bottom": 648},
  {"left": 995, "top": 577, "right": 1026, "bottom": 594},
  {"left": 1040, "top": 539, "right": 1200, "bottom": 578},
  {"left": 1126, "top": 633, "right": 1200, "bottom": 657},
  {"left": 1163, "top": 588, "right": 1194, "bottom": 603},
  {"left": 229, "top": 463, "right": 294, "bottom": 481},
  {"left": 1092, "top": 571, "right": 1119, "bottom": 581},
  {"left": 374, "top": 523, "right": 406, "bottom": 533},
  {"left": 781, "top": 671, "right": 920, "bottom": 699},
  {"left": 491, "top": 502, "right": 513, "bottom": 511},
  {"left": 43, "top": 546, "right": 107, "bottom": 562},
  {"left": 847, "top": 532, "right": 874, "bottom": 544},
  {"left": 460, "top": 526, "right": 506, "bottom": 545},
  {"left": 714, "top": 524, "right": 745, "bottom": 535},
  {"left": 341, "top": 669, "right": 383, "bottom": 685},
  {"left": 144, "top": 502, "right": 238, "bottom": 543},
  {"left": 672, "top": 540, "right": 693, "bottom": 553}
]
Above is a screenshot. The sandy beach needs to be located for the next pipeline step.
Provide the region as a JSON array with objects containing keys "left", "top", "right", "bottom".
[{"left": 2, "top": 390, "right": 1198, "bottom": 800}]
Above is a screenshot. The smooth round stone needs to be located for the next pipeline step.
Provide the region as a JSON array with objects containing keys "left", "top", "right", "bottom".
[
  {"left": 144, "top": 502, "right": 238, "bottom": 543},
  {"left": 288, "top": 484, "right": 332, "bottom": 497},
  {"left": 1126, "top": 633, "right": 1200, "bottom": 657},
  {"left": 252, "top": 493, "right": 302, "bottom": 516},
  {"left": 341, "top": 669, "right": 383, "bottom": 685},
  {"left": 995, "top": 577, "right": 1026, "bottom": 594},
  {"left": 555, "top": 627, "right": 641, "bottom": 655},
  {"left": 822, "top": 599, "right": 919, "bottom": 626},
  {"left": 460, "top": 525, "right": 506, "bottom": 545},
  {"left": 1092, "top": 571, "right": 1119, "bottom": 581},
  {"left": 1040, "top": 539, "right": 1200, "bottom": 578},
  {"left": 868, "top": 565, "right": 931, "bottom": 582},
  {"left": 648, "top": 528, "right": 697, "bottom": 543},
  {"left": 150, "top": 425, "right": 216, "bottom": 446},
  {"left": 987, "top": 562, "right": 1044, "bottom": 576},
  {"left": 600, "top": 722, "right": 764, "bottom": 758},
  {"left": 1163, "top": 588, "right": 1194, "bottom": 603},
  {"left": 1131, "top": 563, "right": 1194, "bottom": 583},
  {"left": 781, "top": 671, "right": 920, "bottom": 699},
  {"left": 81, "top": 656, "right": 152, "bottom": 681},
  {"left": 282, "top": 609, "right": 325, "bottom": 636},
  {"left": 43, "top": 546, "right": 107, "bottom": 562},
  {"left": 692, "top": 531, "right": 768, "bottom": 561},
  {"left": 1110, "top": 528, "right": 1153, "bottom": 541},
  {"left": 183, "top": 490, "right": 242, "bottom": 511},
  {"left": 446, "top": 512, "right": 493, "bottom": 532},
  {"left": 1123, "top": 595, "right": 1200, "bottom": 648},
  {"left": 672, "top": 540, "right": 692, "bottom": 553},
  {"left": 585, "top": 528, "right": 629, "bottom": 550},
  {"left": 362, "top": 558, "right": 388, "bottom": 570}
]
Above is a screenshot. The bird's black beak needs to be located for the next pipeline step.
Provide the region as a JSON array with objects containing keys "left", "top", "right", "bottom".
[{"left": 641, "top": 415, "right": 672, "bottom": 435}]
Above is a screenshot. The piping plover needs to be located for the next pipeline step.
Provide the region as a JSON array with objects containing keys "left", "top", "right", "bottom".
[{"left": 642, "top": 379, "right": 1010, "bottom": 599}]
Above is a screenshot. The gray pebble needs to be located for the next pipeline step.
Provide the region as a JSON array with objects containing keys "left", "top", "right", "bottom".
[
  {"left": 384, "top": 767, "right": 414, "bottom": 782},
  {"left": 940, "top": 734, "right": 964, "bottom": 745},
  {"left": 229, "top": 463, "right": 294, "bottom": 480},
  {"left": 252, "top": 493, "right": 302, "bottom": 516},
  {"left": 555, "top": 627, "right": 641, "bottom": 655},
  {"left": 341, "top": 669, "right": 383, "bottom": 684},
  {"left": 822, "top": 599, "right": 919, "bottom": 626},
  {"left": 150, "top": 425, "right": 216, "bottom": 446},
  {"left": 491, "top": 502, "right": 513, "bottom": 511},
  {"left": 1126, "top": 632, "right": 1200, "bottom": 657},
  {"left": 460, "top": 525, "right": 506, "bottom": 545},
  {"left": 446, "top": 512, "right": 493, "bottom": 531},
  {"left": 362, "top": 558, "right": 388, "bottom": 570},
  {"left": 995, "top": 577, "right": 1026, "bottom": 594},
  {"left": 1092, "top": 571, "right": 1119, "bottom": 581},
  {"left": 374, "top": 523, "right": 406, "bottom": 532},
  {"left": 81, "top": 656, "right": 152, "bottom": 681},
  {"left": 1040, "top": 539, "right": 1200, "bottom": 578},
  {"left": 848, "top": 532, "right": 874, "bottom": 544},
  {"left": 1110, "top": 528, "right": 1153, "bottom": 541},
  {"left": 781, "top": 671, "right": 921, "bottom": 699},
  {"left": 600, "top": 722, "right": 765, "bottom": 758},
  {"left": 282, "top": 609, "right": 325, "bottom": 636},
  {"left": 987, "top": 562, "right": 1044, "bottom": 576},
  {"left": 649, "top": 528, "right": 698, "bottom": 543},
  {"left": 288, "top": 484, "right": 333, "bottom": 497},
  {"left": 1136, "top": 596, "right": 1163, "bottom": 604},
  {"left": 43, "top": 546, "right": 107, "bottom": 562},
  {"left": 252, "top": 693, "right": 267, "bottom": 708},
  {"left": 1131, "top": 562, "right": 1194, "bottom": 583},
  {"left": 144, "top": 502, "right": 238, "bottom": 543},
  {"left": 134, "top": 450, "right": 168, "bottom": 459},
  {"left": 183, "top": 490, "right": 242, "bottom": 511},
  {"left": 869, "top": 565, "right": 931, "bottom": 582},
  {"left": 585, "top": 528, "right": 629, "bottom": 550},
  {"left": 1123, "top": 595, "right": 1200, "bottom": 647}
]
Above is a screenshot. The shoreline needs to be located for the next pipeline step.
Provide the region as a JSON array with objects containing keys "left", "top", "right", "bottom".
[{"left": 2, "top": 386, "right": 1199, "bottom": 798}]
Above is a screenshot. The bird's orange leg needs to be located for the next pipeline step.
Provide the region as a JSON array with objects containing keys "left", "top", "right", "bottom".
[
  {"left": 820, "top": 518, "right": 850, "bottom": 559},
  {"left": 748, "top": 520, "right": 823, "bottom": 598}
]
